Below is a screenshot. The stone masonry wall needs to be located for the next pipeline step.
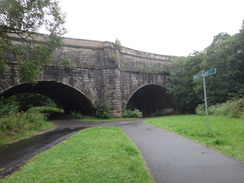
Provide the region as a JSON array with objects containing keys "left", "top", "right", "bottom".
[{"left": 0, "top": 36, "right": 173, "bottom": 116}]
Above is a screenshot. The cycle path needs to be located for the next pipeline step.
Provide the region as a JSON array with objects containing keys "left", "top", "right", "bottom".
[{"left": 120, "top": 120, "right": 244, "bottom": 183}]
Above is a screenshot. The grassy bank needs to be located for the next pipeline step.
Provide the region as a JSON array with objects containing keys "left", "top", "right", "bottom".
[
  {"left": 0, "top": 121, "right": 55, "bottom": 145},
  {"left": 2, "top": 127, "right": 153, "bottom": 183},
  {"left": 144, "top": 115, "right": 244, "bottom": 161}
]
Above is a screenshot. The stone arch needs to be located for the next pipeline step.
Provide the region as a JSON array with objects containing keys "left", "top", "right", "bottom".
[
  {"left": 0, "top": 76, "right": 95, "bottom": 114},
  {"left": 124, "top": 84, "right": 176, "bottom": 116}
]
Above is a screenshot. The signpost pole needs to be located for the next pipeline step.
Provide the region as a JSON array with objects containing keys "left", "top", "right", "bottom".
[
  {"left": 193, "top": 68, "right": 216, "bottom": 134},
  {"left": 203, "top": 76, "right": 210, "bottom": 133}
]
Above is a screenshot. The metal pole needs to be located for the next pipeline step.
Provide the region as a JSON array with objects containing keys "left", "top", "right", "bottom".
[{"left": 203, "top": 76, "right": 210, "bottom": 133}]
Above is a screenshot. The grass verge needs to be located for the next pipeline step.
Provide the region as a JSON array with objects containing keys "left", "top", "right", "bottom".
[
  {"left": 2, "top": 127, "right": 153, "bottom": 183},
  {"left": 144, "top": 115, "right": 244, "bottom": 161},
  {"left": 0, "top": 122, "right": 55, "bottom": 145}
]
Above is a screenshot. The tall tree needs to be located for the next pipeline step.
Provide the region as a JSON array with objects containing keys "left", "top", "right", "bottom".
[
  {"left": 167, "top": 52, "right": 204, "bottom": 113},
  {"left": 167, "top": 21, "right": 244, "bottom": 113},
  {"left": 0, "top": 0, "right": 66, "bottom": 84}
]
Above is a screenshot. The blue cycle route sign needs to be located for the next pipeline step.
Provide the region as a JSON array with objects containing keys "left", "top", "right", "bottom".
[
  {"left": 193, "top": 69, "right": 216, "bottom": 134},
  {"left": 193, "top": 69, "right": 216, "bottom": 80}
]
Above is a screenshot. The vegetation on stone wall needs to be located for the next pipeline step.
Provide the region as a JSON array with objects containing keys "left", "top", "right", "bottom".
[
  {"left": 0, "top": 0, "right": 66, "bottom": 84},
  {"left": 114, "top": 38, "right": 123, "bottom": 51},
  {"left": 166, "top": 21, "right": 244, "bottom": 114},
  {"left": 61, "top": 57, "right": 73, "bottom": 69},
  {"left": 110, "top": 53, "right": 119, "bottom": 62}
]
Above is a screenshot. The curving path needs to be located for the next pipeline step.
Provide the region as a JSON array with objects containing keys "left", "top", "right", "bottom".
[
  {"left": 119, "top": 120, "right": 244, "bottom": 183},
  {"left": 1, "top": 119, "right": 244, "bottom": 183}
]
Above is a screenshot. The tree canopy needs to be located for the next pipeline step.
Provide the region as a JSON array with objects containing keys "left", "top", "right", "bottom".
[
  {"left": 0, "top": 0, "right": 66, "bottom": 84},
  {"left": 167, "top": 21, "right": 244, "bottom": 113}
]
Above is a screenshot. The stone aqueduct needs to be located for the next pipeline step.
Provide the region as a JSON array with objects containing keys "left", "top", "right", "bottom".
[{"left": 0, "top": 37, "right": 176, "bottom": 117}]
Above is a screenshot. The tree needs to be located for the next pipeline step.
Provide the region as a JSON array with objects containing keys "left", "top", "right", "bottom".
[
  {"left": 0, "top": 0, "right": 66, "bottom": 84},
  {"left": 202, "top": 31, "right": 244, "bottom": 103},
  {"left": 167, "top": 21, "right": 244, "bottom": 113},
  {"left": 167, "top": 52, "right": 204, "bottom": 113}
]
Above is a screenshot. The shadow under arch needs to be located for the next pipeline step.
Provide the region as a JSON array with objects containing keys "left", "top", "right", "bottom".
[
  {"left": 126, "top": 84, "right": 176, "bottom": 116},
  {"left": 0, "top": 81, "right": 93, "bottom": 114}
]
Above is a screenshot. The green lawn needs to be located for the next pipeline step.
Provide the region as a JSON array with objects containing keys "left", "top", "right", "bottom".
[
  {"left": 2, "top": 127, "right": 153, "bottom": 183},
  {"left": 144, "top": 115, "right": 244, "bottom": 161}
]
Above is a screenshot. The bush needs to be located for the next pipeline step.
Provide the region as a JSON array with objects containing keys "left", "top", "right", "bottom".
[
  {"left": 195, "top": 104, "right": 206, "bottom": 115},
  {"left": 196, "top": 98, "right": 244, "bottom": 118},
  {"left": 28, "top": 106, "right": 64, "bottom": 119},
  {"left": 123, "top": 109, "right": 142, "bottom": 118},
  {"left": 154, "top": 111, "right": 169, "bottom": 116},
  {"left": 71, "top": 111, "right": 83, "bottom": 119},
  {"left": 0, "top": 97, "right": 19, "bottom": 117},
  {"left": 0, "top": 110, "right": 45, "bottom": 136},
  {"left": 28, "top": 106, "right": 64, "bottom": 114},
  {"left": 94, "top": 99, "right": 111, "bottom": 119}
]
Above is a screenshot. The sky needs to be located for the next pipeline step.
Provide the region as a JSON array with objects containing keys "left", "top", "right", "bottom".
[{"left": 59, "top": 0, "right": 244, "bottom": 56}]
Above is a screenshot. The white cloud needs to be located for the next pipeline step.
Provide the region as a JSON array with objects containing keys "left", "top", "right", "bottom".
[{"left": 59, "top": 0, "right": 244, "bottom": 56}]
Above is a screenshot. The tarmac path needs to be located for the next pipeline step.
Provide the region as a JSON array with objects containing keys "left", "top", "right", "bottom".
[
  {"left": 120, "top": 120, "right": 244, "bottom": 183},
  {"left": 1, "top": 119, "right": 244, "bottom": 183}
]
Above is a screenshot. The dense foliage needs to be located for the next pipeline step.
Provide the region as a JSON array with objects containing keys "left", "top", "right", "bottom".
[
  {"left": 0, "top": 94, "right": 63, "bottom": 140},
  {"left": 0, "top": 0, "right": 66, "bottom": 84},
  {"left": 196, "top": 98, "right": 244, "bottom": 119},
  {"left": 94, "top": 99, "right": 111, "bottom": 119},
  {"left": 123, "top": 109, "right": 142, "bottom": 118},
  {"left": 167, "top": 21, "right": 244, "bottom": 113}
]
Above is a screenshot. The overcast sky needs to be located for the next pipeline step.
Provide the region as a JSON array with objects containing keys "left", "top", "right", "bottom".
[{"left": 59, "top": 0, "right": 244, "bottom": 56}]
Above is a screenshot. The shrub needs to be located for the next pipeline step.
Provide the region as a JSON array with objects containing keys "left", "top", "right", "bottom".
[
  {"left": 195, "top": 104, "right": 205, "bottom": 115},
  {"left": 123, "top": 109, "right": 142, "bottom": 118},
  {"left": 0, "top": 110, "right": 45, "bottom": 135},
  {"left": 196, "top": 98, "right": 244, "bottom": 118},
  {"left": 28, "top": 106, "right": 64, "bottom": 119},
  {"left": 155, "top": 111, "right": 169, "bottom": 116},
  {"left": 71, "top": 111, "right": 83, "bottom": 119},
  {"left": 114, "top": 38, "right": 123, "bottom": 51},
  {"left": 0, "top": 97, "right": 19, "bottom": 117},
  {"left": 94, "top": 99, "right": 111, "bottom": 119},
  {"left": 28, "top": 106, "right": 64, "bottom": 114}
]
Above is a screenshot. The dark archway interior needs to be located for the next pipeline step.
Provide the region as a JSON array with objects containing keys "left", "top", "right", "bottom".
[
  {"left": 127, "top": 85, "right": 175, "bottom": 116},
  {"left": 1, "top": 81, "right": 93, "bottom": 114}
]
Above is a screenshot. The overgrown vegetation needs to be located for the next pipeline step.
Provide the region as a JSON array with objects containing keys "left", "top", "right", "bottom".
[
  {"left": 114, "top": 38, "right": 123, "bottom": 51},
  {"left": 71, "top": 111, "right": 83, "bottom": 119},
  {"left": 123, "top": 109, "right": 142, "bottom": 118},
  {"left": 196, "top": 98, "right": 244, "bottom": 118},
  {"left": 0, "top": 94, "right": 63, "bottom": 144},
  {"left": 0, "top": 107, "right": 52, "bottom": 144},
  {"left": 110, "top": 53, "right": 118, "bottom": 62},
  {"left": 144, "top": 115, "right": 244, "bottom": 161},
  {"left": 94, "top": 99, "right": 111, "bottom": 119},
  {"left": 61, "top": 57, "right": 73, "bottom": 69},
  {"left": 166, "top": 21, "right": 244, "bottom": 113},
  {"left": 2, "top": 127, "right": 153, "bottom": 183}
]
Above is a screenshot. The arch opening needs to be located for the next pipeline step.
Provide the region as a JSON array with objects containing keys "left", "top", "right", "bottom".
[
  {"left": 126, "top": 85, "right": 176, "bottom": 116},
  {"left": 0, "top": 81, "right": 93, "bottom": 115}
]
